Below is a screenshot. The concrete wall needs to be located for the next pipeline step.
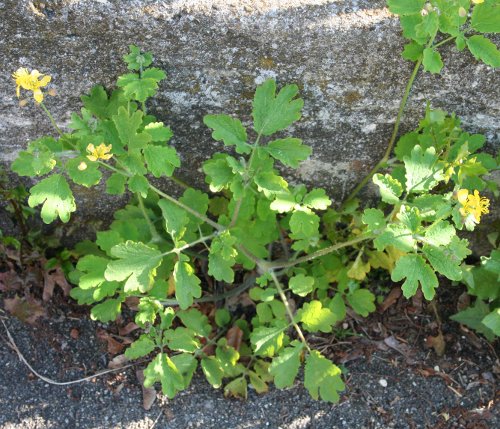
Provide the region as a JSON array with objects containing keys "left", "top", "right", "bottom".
[{"left": 1, "top": 0, "right": 499, "bottom": 238}]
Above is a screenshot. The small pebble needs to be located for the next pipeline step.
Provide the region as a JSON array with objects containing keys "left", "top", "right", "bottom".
[{"left": 379, "top": 379, "right": 388, "bottom": 387}]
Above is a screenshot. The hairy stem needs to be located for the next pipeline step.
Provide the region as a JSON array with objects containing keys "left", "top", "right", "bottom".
[
  {"left": 39, "top": 102, "right": 63, "bottom": 136},
  {"left": 268, "top": 234, "right": 372, "bottom": 270},
  {"left": 340, "top": 32, "right": 449, "bottom": 208},
  {"left": 160, "top": 232, "right": 218, "bottom": 258},
  {"left": 148, "top": 183, "right": 224, "bottom": 231},
  {"left": 137, "top": 193, "right": 161, "bottom": 242},
  {"left": 160, "top": 273, "right": 257, "bottom": 306},
  {"left": 269, "top": 270, "right": 311, "bottom": 352}
]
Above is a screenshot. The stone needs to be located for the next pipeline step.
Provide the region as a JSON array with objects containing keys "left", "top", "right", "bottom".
[{"left": 0, "top": 0, "right": 498, "bottom": 240}]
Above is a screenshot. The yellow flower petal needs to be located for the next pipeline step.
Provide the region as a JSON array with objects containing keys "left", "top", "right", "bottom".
[
  {"left": 457, "top": 189, "right": 469, "bottom": 204},
  {"left": 33, "top": 88, "right": 43, "bottom": 103}
]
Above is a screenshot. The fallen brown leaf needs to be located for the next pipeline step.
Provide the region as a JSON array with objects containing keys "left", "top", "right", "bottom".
[
  {"left": 226, "top": 325, "right": 243, "bottom": 351},
  {"left": 118, "top": 322, "right": 140, "bottom": 336},
  {"left": 43, "top": 266, "right": 71, "bottom": 301},
  {"left": 97, "top": 328, "right": 125, "bottom": 355},
  {"left": 4, "top": 295, "right": 46, "bottom": 324},
  {"left": 108, "top": 354, "right": 130, "bottom": 369},
  {"left": 426, "top": 333, "right": 446, "bottom": 356},
  {"left": 378, "top": 288, "right": 401, "bottom": 313},
  {"left": 137, "top": 369, "right": 156, "bottom": 410}
]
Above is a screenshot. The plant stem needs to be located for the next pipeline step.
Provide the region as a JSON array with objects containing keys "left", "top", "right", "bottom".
[
  {"left": 147, "top": 183, "right": 224, "bottom": 231},
  {"left": 160, "top": 232, "right": 218, "bottom": 257},
  {"left": 160, "top": 273, "right": 257, "bottom": 306},
  {"left": 268, "top": 234, "right": 372, "bottom": 270},
  {"left": 269, "top": 270, "right": 311, "bottom": 352},
  {"left": 340, "top": 57, "right": 423, "bottom": 208},
  {"left": 39, "top": 102, "right": 63, "bottom": 136},
  {"left": 137, "top": 193, "right": 161, "bottom": 242}
]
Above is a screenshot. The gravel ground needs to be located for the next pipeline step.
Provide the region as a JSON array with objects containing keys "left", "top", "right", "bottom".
[{"left": 0, "top": 311, "right": 498, "bottom": 429}]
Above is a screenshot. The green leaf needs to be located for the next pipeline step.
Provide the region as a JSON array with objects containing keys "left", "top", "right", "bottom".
[
  {"left": 387, "top": 0, "right": 425, "bottom": 15},
  {"left": 173, "top": 254, "right": 202, "bottom": 310},
  {"left": 302, "top": 188, "right": 331, "bottom": 210},
  {"left": 404, "top": 145, "right": 443, "bottom": 193},
  {"left": 424, "top": 220, "right": 455, "bottom": 247},
  {"left": 28, "top": 174, "right": 76, "bottom": 223},
  {"left": 177, "top": 308, "right": 212, "bottom": 338},
  {"left": 250, "top": 325, "right": 286, "bottom": 357},
  {"left": 304, "top": 351, "right": 345, "bottom": 403},
  {"left": 374, "top": 223, "right": 416, "bottom": 252},
  {"left": 144, "top": 122, "right": 173, "bottom": 142},
  {"left": 106, "top": 173, "right": 127, "bottom": 195},
  {"left": 208, "top": 231, "right": 238, "bottom": 283},
  {"left": 402, "top": 41, "right": 424, "bottom": 61},
  {"left": 269, "top": 342, "right": 304, "bottom": 388},
  {"left": 215, "top": 309, "right": 231, "bottom": 327},
  {"left": 96, "top": 230, "right": 123, "bottom": 255},
  {"left": 252, "top": 79, "right": 303, "bottom": 136},
  {"left": 391, "top": 254, "right": 439, "bottom": 300},
  {"left": 224, "top": 376, "right": 248, "bottom": 399},
  {"left": 373, "top": 173, "right": 403, "bottom": 203},
  {"left": 105, "top": 241, "right": 162, "bottom": 293},
  {"left": 128, "top": 175, "right": 149, "bottom": 198},
  {"left": 123, "top": 45, "right": 153, "bottom": 71},
  {"left": 90, "top": 298, "right": 122, "bottom": 322},
  {"left": 423, "top": 245, "right": 463, "bottom": 281},
  {"left": 202, "top": 156, "right": 235, "bottom": 192},
  {"left": 297, "top": 300, "right": 336, "bottom": 333},
  {"left": 66, "top": 157, "right": 102, "bottom": 187},
  {"left": 143, "top": 146, "right": 180, "bottom": 179},
  {"left": 289, "top": 274, "right": 315, "bottom": 297},
  {"left": 76, "top": 255, "right": 109, "bottom": 289},
  {"left": 265, "top": 138, "right": 312, "bottom": 168},
  {"left": 125, "top": 335, "right": 156, "bottom": 359},
  {"left": 165, "top": 328, "right": 201, "bottom": 353},
  {"left": 289, "top": 210, "right": 320, "bottom": 240},
  {"left": 482, "top": 308, "right": 500, "bottom": 337},
  {"left": 254, "top": 171, "right": 289, "bottom": 196},
  {"left": 450, "top": 300, "right": 495, "bottom": 341},
  {"left": 157, "top": 199, "right": 189, "bottom": 239},
  {"left": 12, "top": 148, "right": 56, "bottom": 177},
  {"left": 466, "top": 35, "right": 500, "bottom": 68},
  {"left": 143, "top": 353, "right": 185, "bottom": 399},
  {"left": 362, "top": 208, "right": 386, "bottom": 233},
  {"left": 416, "top": 11, "right": 439, "bottom": 38},
  {"left": 346, "top": 289, "right": 376, "bottom": 317},
  {"left": 112, "top": 107, "right": 151, "bottom": 151},
  {"left": 117, "top": 69, "right": 166, "bottom": 102},
  {"left": 328, "top": 293, "right": 346, "bottom": 322},
  {"left": 471, "top": 1, "right": 500, "bottom": 33},
  {"left": 201, "top": 357, "right": 224, "bottom": 388},
  {"left": 179, "top": 188, "right": 210, "bottom": 228},
  {"left": 422, "top": 48, "right": 444, "bottom": 74},
  {"left": 203, "top": 114, "right": 251, "bottom": 154}
]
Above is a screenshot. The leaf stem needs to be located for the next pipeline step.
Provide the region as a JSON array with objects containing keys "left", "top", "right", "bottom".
[
  {"left": 268, "top": 270, "right": 311, "bottom": 352},
  {"left": 137, "top": 193, "right": 161, "bottom": 242},
  {"left": 147, "top": 183, "right": 224, "bottom": 231},
  {"left": 160, "top": 273, "right": 257, "bottom": 306},
  {"left": 340, "top": 32, "right": 451, "bottom": 209},
  {"left": 160, "top": 232, "right": 218, "bottom": 258},
  {"left": 268, "top": 234, "right": 372, "bottom": 270},
  {"left": 39, "top": 102, "right": 63, "bottom": 136}
]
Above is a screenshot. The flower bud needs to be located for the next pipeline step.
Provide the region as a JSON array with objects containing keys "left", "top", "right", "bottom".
[
  {"left": 78, "top": 162, "right": 88, "bottom": 171},
  {"left": 458, "top": 7, "right": 467, "bottom": 18}
]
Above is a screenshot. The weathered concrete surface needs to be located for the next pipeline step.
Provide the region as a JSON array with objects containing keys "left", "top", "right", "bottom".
[{"left": 0, "top": 0, "right": 499, "bottom": 234}]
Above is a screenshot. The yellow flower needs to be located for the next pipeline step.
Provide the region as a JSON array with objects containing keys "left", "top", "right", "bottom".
[
  {"left": 472, "top": 0, "right": 484, "bottom": 4},
  {"left": 457, "top": 189, "right": 490, "bottom": 224},
  {"left": 86, "top": 143, "right": 113, "bottom": 161},
  {"left": 12, "top": 68, "right": 51, "bottom": 103}
]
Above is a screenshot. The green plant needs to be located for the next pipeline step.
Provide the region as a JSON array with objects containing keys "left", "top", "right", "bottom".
[
  {"left": 8, "top": 0, "right": 499, "bottom": 402},
  {"left": 451, "top": 240, "right": 500, "bottom": 340}
]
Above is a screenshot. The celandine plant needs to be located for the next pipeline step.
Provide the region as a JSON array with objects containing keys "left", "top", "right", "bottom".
[{"left": 9, "top": 0, "right": 500, "bottom": 401}]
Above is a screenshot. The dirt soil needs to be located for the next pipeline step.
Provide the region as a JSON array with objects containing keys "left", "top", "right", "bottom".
[{"left": 1, "top": 280, "right": 499, "bottom": 429}]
